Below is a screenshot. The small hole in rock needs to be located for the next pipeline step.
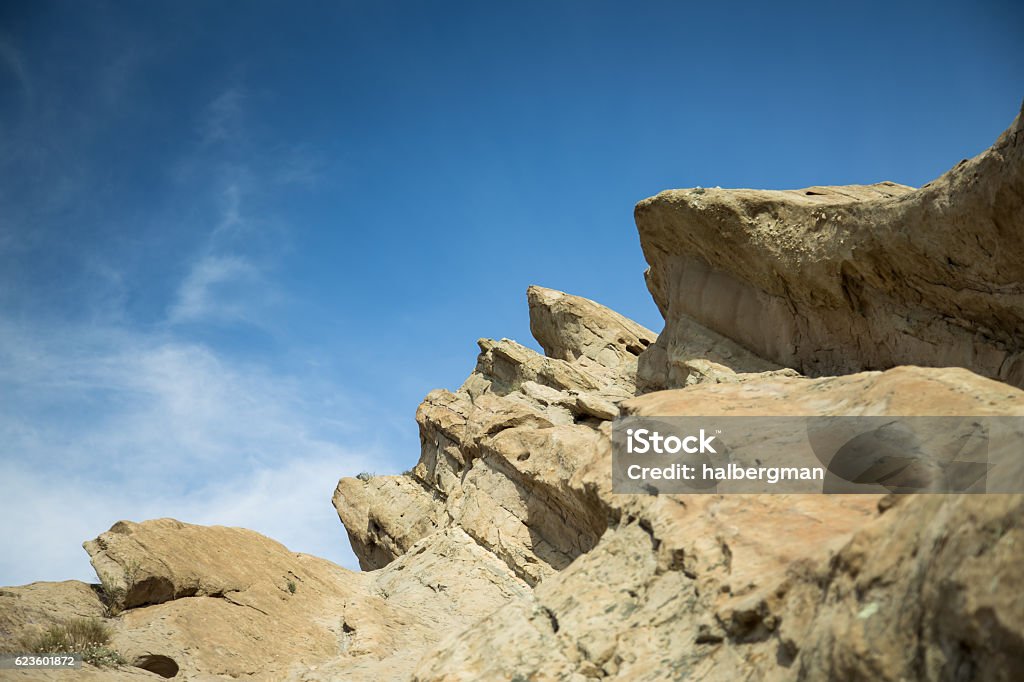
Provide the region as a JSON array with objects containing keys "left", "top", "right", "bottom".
[{"left": 134, "top": 654, "right": 179, "bottom": 678}]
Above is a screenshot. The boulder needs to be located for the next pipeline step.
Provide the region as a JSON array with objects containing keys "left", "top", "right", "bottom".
[{"left": 333, "top": 476, "right": 444, "bottom": 571}]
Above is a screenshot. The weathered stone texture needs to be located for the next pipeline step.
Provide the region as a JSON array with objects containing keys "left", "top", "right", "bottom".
[{"left": 636, "top": 104, "right": 1024, "bottom": 389}]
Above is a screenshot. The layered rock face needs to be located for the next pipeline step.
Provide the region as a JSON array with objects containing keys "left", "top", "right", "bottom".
[
  {"left": 343, "top": 338, "right": 1024, "bottom": 681},
  {"left": 636, "top": 104, "right": 1024, "bottom": 390},
  {"left": 331, "top": 280, "right": 1024, "bottom": 680},
  {"left": 334, "top": 285, "right": 656, "bottom": 586},
  {"left": 3, "top": 108, "right": 1023, "bottom": 680}
]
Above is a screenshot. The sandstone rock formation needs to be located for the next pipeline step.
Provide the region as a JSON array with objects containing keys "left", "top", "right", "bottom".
[
  {"left": 330, "top": 276, "right": 1024, "bottom": 680},
  {"left": 3, "top": 106, "right": 1023, "bottom": 681},
  {"left": 527, "top": 285, "right": 656, "bottom": 393},
  {"left": 3, "top": 519, "right": 529, "bottom": 680},
  {"left": 635, "top": 103, "right": 1024, "bottom": 390},
  {"left": 391, "top": 363, "right": 1024, "bottom": 681},
  {"left": 334, "top": 286, "right": 652, "bottom": 586}
]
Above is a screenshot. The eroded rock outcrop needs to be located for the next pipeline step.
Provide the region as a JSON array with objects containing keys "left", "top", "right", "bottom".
[
  {"left": 408, "top": 364, "right": 1024, "bottom": 681},
  {"left": 527, "top": 285, "right": 656, "bottom": 394},
  {"left": 636, "top": 104, "right": 1024, "bottom": 390},
  {"left": 335, "top": 288, "right": 648, "bottom": 585},
  {"left": 2, "top": 519, "right": 528, "bottom": 680},
  {"left": 329, "top": 276, "right": 1024, "bottom": 681}
]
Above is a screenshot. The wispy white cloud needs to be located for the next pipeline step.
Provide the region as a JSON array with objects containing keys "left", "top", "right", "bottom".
[
  {"left": 169, "top": 90, "right": 287, "bottom": 327},
  {"left": 201, "top": 86, "right": 246, "bottom": 146},
  {"left": 0, "top": 37, "right": 32, "bottom": 114},
  {"left": 0, "top": 71, "right": 380, "bottom": 589},
  {"left": 213, "top": 181, "right": 244, "bottom": 236},
  {"left": 0, "top": 317, "right": 385, "bottom": 586},
  {"left": 167, "top": 172, "right": 284, "bottom": 327},
  {"left": 167, "top": 253, "right": 264, "bottom": 324}
]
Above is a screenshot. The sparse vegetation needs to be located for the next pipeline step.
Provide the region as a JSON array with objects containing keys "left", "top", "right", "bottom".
[
  {"left": 287, "top": 580, "right": 297, "bottom": 594},
  {"left": 356, "top": 471, "right": 374, "bottom": 482},
  {"left": 98, "top": 573, "right": 125, "bottom": 617},
  {"left": 97, "top": 559, "right": 142, "bottom": 617},
  {"left": 17, "top": 617, "right": 126, "bottom": 667},
  {"left": 122, "top": 559, "right": 142, "bottom": 590}
]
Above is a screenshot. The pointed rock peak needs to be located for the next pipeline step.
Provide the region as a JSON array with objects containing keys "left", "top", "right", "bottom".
[{"left": 526, "top": 285, "right": 656, "bottom": 370}]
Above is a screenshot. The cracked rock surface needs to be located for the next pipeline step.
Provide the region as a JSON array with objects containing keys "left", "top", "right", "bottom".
[
  {"left": 405, "top": 362, "right": 1024, "bottom": 681},
  {"left": 636, "top": 104, "right": 1024, "bottom": 389}
]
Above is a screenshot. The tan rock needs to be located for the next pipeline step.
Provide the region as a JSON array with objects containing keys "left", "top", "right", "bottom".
[
  {"left": 796, "top": 493, "right": 1024, "bottom": 681},
  {"left": 467, "top": 337, "right": 606, "bottom": 397},
  {"left": 0, "top": 582, "right": 156, "bottom": 679},
  {"left": 527, "top": 285, "right": 657, "bottom": 393},
  {"left": 625, "top": 365, "right": 1024, "bottom": 418},
  {"left": 574, "top": 392, "right": 618, "bottom": 420},
  {"left": 333, "top": 475, "right": 443, "bottom": 571},
  {"left": 83, "top": 518, "right": 342, "bottom": 610},
  {"left": 0, "top": 581, "right": 106, "bottom": 639},
  {"left": 635, "top": 103, "right": 1024, "bottom": 389},
  {"left": 413, "top": 365, "right": 1024, "bottom": 681},
  {"left": 334, "top": 288, "right": 655, "bottom": 581},
  {"left": 76, "top": 518, "right": 368, "bottom": 678},
  {"left": 340, "top": 389, "right": 610, "bottom": 585},
  {"left": 636, "top": 312, "right": 781, "bottom": 392},
  {"left": 0, "top": 518, "right": 531, "bottom": 681},
  {"left": 279, "top": 527, "right": 531, "bottom": 682},
  {"left": 333, "top": 269, "right": 1024, "bottom": 680}
]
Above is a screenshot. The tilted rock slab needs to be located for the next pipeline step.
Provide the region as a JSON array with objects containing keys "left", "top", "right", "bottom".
[
  {"left": 636, "top": 103, "right": 1024, "bottom": 389},
  {"left": 334, "top": 284, "right": 1024, "bottom": 680},
  {"left": 335, "top": 288, "right": 649, "bottom": 585},
  {"left": 527, "top": 284, "right": 657, "bottom": 394}
]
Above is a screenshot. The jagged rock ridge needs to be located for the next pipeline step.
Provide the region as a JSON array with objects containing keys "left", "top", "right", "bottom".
[{"left": 334, "top": 285, "right": 654, "bottom": 586}]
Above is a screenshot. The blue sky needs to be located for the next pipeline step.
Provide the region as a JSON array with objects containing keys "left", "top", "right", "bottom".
[{"left": 0, "top": 0, "right": 1021, "bottom": 586}]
